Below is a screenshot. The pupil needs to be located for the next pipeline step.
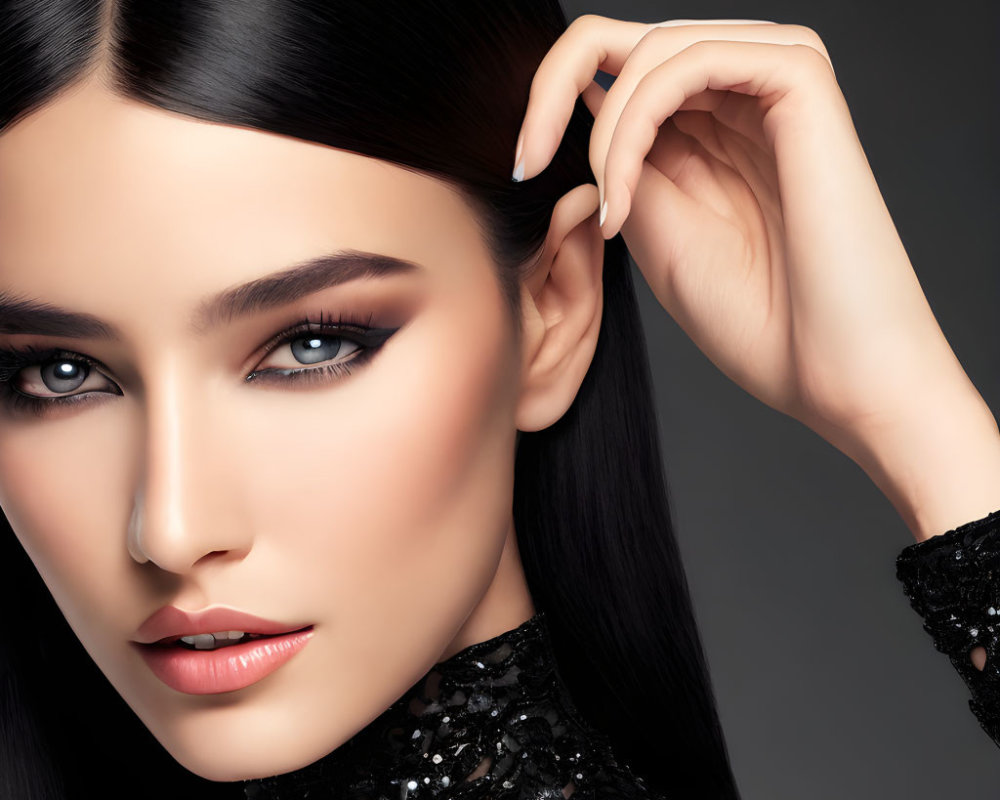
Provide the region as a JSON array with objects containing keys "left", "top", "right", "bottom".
[
  {"left": 291, "top": 336, "right": 342, "bottom": 365},
  {"left": 41, "top": 359, "right": 88, "bottom": 393}
]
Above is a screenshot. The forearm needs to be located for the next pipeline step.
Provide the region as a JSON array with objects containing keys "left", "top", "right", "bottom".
[{"left": 840, "top": 388, "right": 1000, "bottom": 542}]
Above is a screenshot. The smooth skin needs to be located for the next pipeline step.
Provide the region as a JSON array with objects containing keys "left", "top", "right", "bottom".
[
  {"left": 0, "top": 77, "right": 602, "bottom": 779},
  {"left": 511, "top": 18, "right": 1000, "bottom": 664}
]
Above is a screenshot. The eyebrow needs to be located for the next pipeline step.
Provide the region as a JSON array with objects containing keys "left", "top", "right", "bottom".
[{"left": 0, "top": 250, "right": 420, "bottom": 339}]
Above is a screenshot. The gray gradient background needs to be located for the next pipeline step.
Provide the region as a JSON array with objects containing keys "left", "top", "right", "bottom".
[{"left": 557, "top": 0, "right": 1000, "bottom": 797}]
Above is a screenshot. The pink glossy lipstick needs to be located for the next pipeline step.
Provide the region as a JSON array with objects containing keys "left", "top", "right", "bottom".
[{"left": 132, "top": 605, "right": 314, "bottom": 694}]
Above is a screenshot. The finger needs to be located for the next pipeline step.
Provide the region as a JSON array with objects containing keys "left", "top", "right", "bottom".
[
  {"left": 600, "top": 39, "right": 835, "bottom": 238},
  {"left": 651, "top": 19, "right": 779, "bottom": 24},
  {"left": 589, "top": 23, "right": 834, "bottom": 216},
  {"left": 512, "top": 15, "right": 662, "bottom": 183},
  {"left": 581, "top": 80, "right": 607, "bottom": 118},
  {"left": 513, "top": 16, "right": 826, "bottom": 183}
]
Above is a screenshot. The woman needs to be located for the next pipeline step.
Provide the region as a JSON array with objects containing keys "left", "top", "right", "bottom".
[{"left": 0, "top": 2, "right": 996, "bottom": 799}]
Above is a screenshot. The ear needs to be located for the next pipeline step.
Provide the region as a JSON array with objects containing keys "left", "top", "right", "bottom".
[{"left": 516, "top": 183, "right": 603, "bottom": 433}]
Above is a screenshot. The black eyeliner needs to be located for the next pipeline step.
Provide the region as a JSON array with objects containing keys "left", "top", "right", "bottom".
[
  {"left": 245, "top": 322, "right": 400, "bottom": 384},
  {"left": 0, "top": 311, "right": 403, "bottom": 417}
]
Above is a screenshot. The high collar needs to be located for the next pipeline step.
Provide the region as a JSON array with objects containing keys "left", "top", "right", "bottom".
[{"left": 242, "top": 611, "right": 656, "bottom": 800}]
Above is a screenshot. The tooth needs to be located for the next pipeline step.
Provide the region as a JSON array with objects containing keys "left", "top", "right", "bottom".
[{"left": 175, "top": 631, "right": 249, "bottom": 648}]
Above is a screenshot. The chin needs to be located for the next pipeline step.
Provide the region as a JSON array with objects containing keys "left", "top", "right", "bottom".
[
  {"left": 134, "top": 699, "right": 353, "bottom": 784},
  {"left": 164, "top": 737, "right": 334, "bottom": 783}
]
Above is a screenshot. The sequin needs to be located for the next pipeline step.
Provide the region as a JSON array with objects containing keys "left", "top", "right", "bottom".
[
  {"left": 242, "top": 612, "right": 662, "bottom": 799},
  {"left": 896, "top": 507, "right": 1000, "bottom": 749}
]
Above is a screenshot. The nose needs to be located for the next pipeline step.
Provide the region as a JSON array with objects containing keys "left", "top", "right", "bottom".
[{"left": 127, "top": 362, "right": 253, "bottom": 573}]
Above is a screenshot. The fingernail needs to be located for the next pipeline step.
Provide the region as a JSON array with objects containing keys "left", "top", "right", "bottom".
[
  {"left": 599, "top": 200, "right": 608, "bottom": 227},
  {"left": 511, "top": 132, "right": 525, "bottom": 182}
]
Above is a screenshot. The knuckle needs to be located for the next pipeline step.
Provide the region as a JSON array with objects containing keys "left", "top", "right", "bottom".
[
  {"left": 631, "top": 24, "right": 672, "bottom": 59},
  {"left": 670, "top": 37, "right": 713, "bottom": 61},
  {"left": 567, "top": 13, "right": 605, "bottom": 37},
  {"left": 788, "top": 42, "right": 836, "bottom": 77}
]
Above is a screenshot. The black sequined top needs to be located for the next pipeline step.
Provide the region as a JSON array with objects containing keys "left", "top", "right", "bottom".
[
  {"left": 896, "top": 506, "right": 1000, "bottom": 748},
  {"left": 242, "top": 611, "right": 662, "bottom": 800}
]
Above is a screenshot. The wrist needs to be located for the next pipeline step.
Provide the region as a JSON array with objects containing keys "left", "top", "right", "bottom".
[{"left": 836, "top": 390, "right": 1000, "bottom": 542}]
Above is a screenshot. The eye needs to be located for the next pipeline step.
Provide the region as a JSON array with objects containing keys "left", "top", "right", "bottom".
[
  {"left": 249, "top": 332, "right": 362, "bottom": 376},
  {"left": 16, "top": 357, "right": 111, "bottom": 398},
  {"left": 0, "top": 314, "right": 401, "bottom": 417},
  {"left": 0, "top": 348, "right": 120, "bottom": 414},
  {"left": 244, "top": 316, "right": 399, "bottom": 386}
]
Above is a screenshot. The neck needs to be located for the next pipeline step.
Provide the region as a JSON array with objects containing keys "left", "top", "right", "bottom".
[{"left": 436, "top": 518, "right": 537, "bottom": 662}]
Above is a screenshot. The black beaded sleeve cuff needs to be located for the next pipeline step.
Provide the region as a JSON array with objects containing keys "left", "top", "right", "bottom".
[{"left": 896, "top": 507, "right": 1000, "bottom": 749}]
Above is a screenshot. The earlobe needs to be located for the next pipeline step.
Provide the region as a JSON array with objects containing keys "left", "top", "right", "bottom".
[{"left": 516, "top": 183, "right": 604, "bottom": 433}]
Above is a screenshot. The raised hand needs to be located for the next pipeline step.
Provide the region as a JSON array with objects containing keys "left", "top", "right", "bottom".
[{"left": 513, "top": 16, "right": 1000, "bottom": 540}]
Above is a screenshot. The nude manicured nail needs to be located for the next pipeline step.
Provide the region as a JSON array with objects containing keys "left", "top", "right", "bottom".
[{"left": 511, "top": 133, "right": 525, "bottom": 182}]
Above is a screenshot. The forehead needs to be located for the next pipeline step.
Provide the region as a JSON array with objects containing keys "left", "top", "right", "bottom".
[{"left": 0, "top": 80, "right": 491, "bottom": 315}]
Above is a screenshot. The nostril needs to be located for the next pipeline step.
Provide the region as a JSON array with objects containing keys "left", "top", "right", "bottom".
[{"left": 970, "top": 645, "right": 987, "bottom": 671}]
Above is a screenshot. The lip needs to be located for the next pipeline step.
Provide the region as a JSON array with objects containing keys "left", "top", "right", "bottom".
[
  {"left": 133, "top": 605, "right": 313, "bottom": 645},
  {"left": 133, "top": 628, "right": 316, "bottom": 694}
]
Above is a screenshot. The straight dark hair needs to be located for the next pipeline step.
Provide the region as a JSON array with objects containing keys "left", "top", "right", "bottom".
[{"left": 0, "top": 2, "right": 741, "bottom": 798}]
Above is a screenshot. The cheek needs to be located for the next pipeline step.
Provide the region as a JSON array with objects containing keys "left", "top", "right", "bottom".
[
  {"left": 0, "top": 415, "right": 133, "bottom": 629},
  {"left": 240, "top": 309, "right": 519, "bottom": 626}
]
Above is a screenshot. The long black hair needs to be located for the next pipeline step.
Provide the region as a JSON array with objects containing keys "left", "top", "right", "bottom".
[{"left": 0, "top": 2, "right": 741, "bottom": 798}]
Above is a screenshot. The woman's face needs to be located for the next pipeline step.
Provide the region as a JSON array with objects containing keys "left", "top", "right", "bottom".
[{"left": 0, "top": 80, "right": 536, "bottom": 781}]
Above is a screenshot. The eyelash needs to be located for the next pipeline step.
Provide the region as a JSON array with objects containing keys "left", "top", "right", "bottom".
[{"left": 0, "top": 310, "right": 399, "bottom": 418}]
